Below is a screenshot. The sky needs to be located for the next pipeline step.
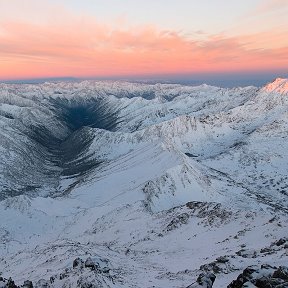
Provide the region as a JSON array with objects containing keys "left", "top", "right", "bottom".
[{"left": 0, "top": 0, "right": 287, "bottom": 83}]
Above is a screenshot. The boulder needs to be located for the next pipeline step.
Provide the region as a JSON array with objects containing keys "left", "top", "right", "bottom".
[
  {"left": 227, "top": 265, "right": 288, "bottom": 288},
  {"left": 6, "top": 278, "right": 18, "bottom": 288},
  {"left": 273, "top": 266, "right": 288, "bottom": 281},
  {"left": 22, "top": 281, "right": 33, "bottom": 288},
  {"left": 84, "top": 257, "right": 99, "bottom": 271},
  {"left": 186, "top": 272, "right": 216, "bottom": 288},
  {"left": 73, "top": 258, "right": 84, "bottom": 269}
]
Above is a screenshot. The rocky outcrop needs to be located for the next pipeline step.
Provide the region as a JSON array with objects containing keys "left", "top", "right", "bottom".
[
  {"left": 186, "top": 273, "right": 216, "bottom": 288},
  {"left": 227, "top": 265, "right": 288, "bottom": 287},
  {"left": 22, "top": 281, "right": 33, "bottom": 288},
  {"left": 0, "top": 257, "right": 113, "bottom": 288},
  {"left": 200, "top": 256, "right": 235, "bottom": 275},
  {"left": 0, "top": 277, "right": 32, "bottom": 288}
]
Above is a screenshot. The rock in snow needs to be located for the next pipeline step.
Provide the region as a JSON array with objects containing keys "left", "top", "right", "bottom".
[
  {"left": 186, "top": 273, "right": 216, "bottom": 288},
  {"left": 227, "top": 265, "right": 288, "bottom": 288}
]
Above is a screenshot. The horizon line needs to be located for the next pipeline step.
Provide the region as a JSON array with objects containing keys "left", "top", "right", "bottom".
[{"left": 1, "top": 72, "right": 287, "bottom": 88}]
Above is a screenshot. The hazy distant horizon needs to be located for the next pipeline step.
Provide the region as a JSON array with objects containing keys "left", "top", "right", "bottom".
[{"left": 2, "top": 71, "right": 287, "bottom": 88}]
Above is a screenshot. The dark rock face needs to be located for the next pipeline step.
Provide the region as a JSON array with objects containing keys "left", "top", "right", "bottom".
[
  {"left": 0, "top": 277, "right": 34, "bottom": 288},
  {"left": 22, "top": 281, "right": 33, "bottom": 288},
  {"left": 32, "top": 257, "right": 112, "bottom": 287},
  {"left": 215, "top": 256, "right": 229, "bottom": 264},
  {"left": 200, "top": 255, "right": 235, "bottom": 275},
  {"left": 6, "top": 278, "right": 18, "bottom": 288},
  {"left": 273, "top": 266, "right": 288, "bottom": 281},
  {"left": 0, "top": 256, "right": 113, "bottom": 288},
  {"left": 0, "top": 277, "right": 17, "bottom": 288},
  {"left": 275, "top": 238, "right": 287, "bottom": 247},
  {"left": 166, "top": 213, "right": 190, "bottom": 231},
  {"left": 186, "top": 272, "right": 216, "bottom": 288},
  {"left": 260, "top": 237, "right": 288, "bottom": 258},
  {"left": 84, "top": 257, "right": 100, "bottom": 271},
  {"left": 227, "top": 265, "right": 288, "bottom": 288},
  {"left": 34, "top": 279, "right": 51, "bottom": 288},
  {"left": 73, "top": 257, "right": 84, "bottom": 269},
  {"left": 185, "top": 201, "right": 232, "bottom": 225}
]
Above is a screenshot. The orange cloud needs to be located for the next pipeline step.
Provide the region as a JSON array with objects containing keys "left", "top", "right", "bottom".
[{"left": 0, "top": 18, "right": 287, "bottom": 80}]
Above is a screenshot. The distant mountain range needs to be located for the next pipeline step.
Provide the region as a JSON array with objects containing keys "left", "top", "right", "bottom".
[{"left": 3, "top": 72, "right": 287, "bottom": 87}]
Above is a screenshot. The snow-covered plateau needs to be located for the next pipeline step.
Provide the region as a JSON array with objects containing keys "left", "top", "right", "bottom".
[{"left": 0, "top": 78, "right": 287, "bottom": 287}]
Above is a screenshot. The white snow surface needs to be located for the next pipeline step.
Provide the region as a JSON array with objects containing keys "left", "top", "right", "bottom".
[{"left": 0, "top": 78, "right": 287, "bottom": 287}]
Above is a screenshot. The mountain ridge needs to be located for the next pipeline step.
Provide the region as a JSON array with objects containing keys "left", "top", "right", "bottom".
[{"left": 0, "top": 78, "right": 287, "bottom": 287}]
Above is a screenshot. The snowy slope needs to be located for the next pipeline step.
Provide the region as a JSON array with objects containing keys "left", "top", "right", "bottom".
[{"left": 0, "top": 79, "right": 287, "bottom": 287}]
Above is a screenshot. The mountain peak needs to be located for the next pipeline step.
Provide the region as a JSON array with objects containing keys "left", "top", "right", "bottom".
[{"left": 262, "top": 77, "right": 288, "bottom": 94}]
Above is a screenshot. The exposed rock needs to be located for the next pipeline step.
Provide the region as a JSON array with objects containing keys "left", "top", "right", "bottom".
[
  {"left": 34, "top": 279, "right": 51, "bottom": 288},
  {"left": 73, "top": 257, "right": 84, "bottom": 269},
  {"left": 76, "top": 276, "right": 103, "bottom": 288},
  {"left": 273, "top": 266, "right": 288, "bottom": 281},
  {"left": 101, "top": 267, "right": 110, "bottom": 274},
  {"left": 200, "top": 263, "right": 222, "bottom": 274},
  {"left": 166, "top": 213, "right": 189, "bottom": 231},
  {"left": 275, "top": 238, "right": 287, "bottom": 246},
  {"left": 22, "top": 280, "right": 33, "bottom": 288},
  {"left": 235, "top": 249, "right": 257, "bottom": 258},
  {"left": 12, "top": 257, "right": 115, "bottom": 288},
  {"left": 260, "top": 237, "right": 288, "bottom": 256},
  {"left": 260, "top": 247, "right": 272, "bottom": 254},
  {"left": 84, "top": 257, "right": 99, "bottom": 271},
  {"left": 186, "top": 272, "right": 216, "bottom": 288},
  {"left": 227, "top": 265, "right": 288, "bottom": 288},
  {"left": 227, "top": 266, "right": 258, "bottom": 288},
  {"left": 215, "top": 256, "right": 229, "bottom": 264},
  {"left": 49, "top": 277, "right": 54, "bottom": 285},
  {"left": 6, "top": 278, "right": 18, "bottom": 288},
  {"left": 200, "top": 256, "right": 234, "bottom": 275},
  {"left": 185, "top": 202, "right": 232, "bottom": 226},
  {"left": 59, "top": 271, "right": 69, "bottom": 280}
]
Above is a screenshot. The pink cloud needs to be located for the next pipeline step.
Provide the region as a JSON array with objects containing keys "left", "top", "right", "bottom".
[{"left": 0, "top": 18, "right": 287, "bottom": 80}]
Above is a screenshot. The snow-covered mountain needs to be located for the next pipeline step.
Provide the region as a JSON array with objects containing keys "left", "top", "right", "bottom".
[{"left": 0, "top": 78, "right": 287, "bottom": 287}]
